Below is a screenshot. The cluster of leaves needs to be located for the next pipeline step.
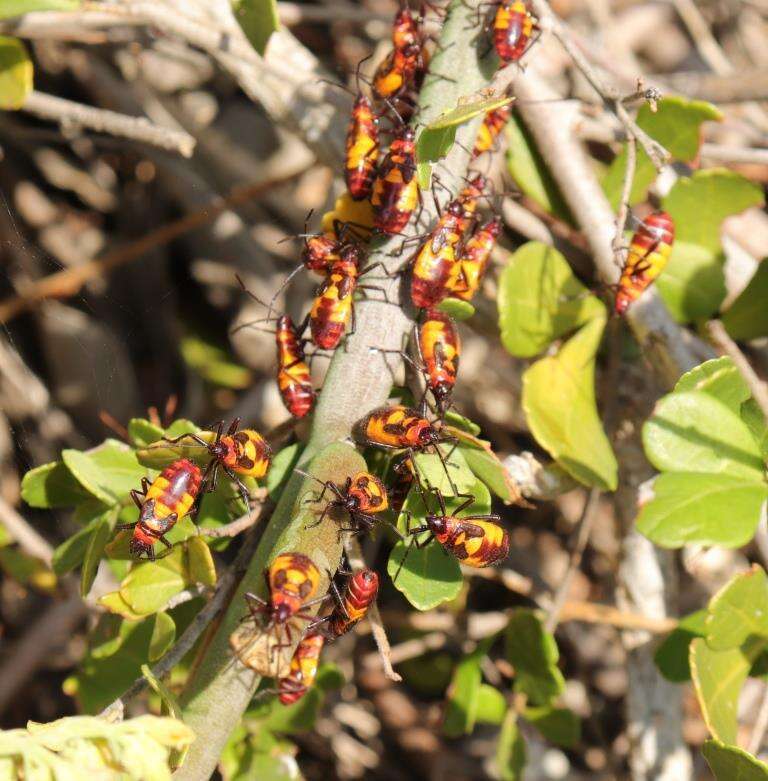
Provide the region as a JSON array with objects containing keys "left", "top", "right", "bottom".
[
  {"left": 655, "top": 565, "right": 768, "bottom": 779},
  {"left": 0, "top": 714, "right": 193, "bottom": 780},
  {"left": 442, "top": 609, "right": 578, "bottom": 780}
]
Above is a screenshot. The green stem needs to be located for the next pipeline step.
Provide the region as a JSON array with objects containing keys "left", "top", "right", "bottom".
[{"left": 176, "top": 3, "right": 497, "bottom": 777}]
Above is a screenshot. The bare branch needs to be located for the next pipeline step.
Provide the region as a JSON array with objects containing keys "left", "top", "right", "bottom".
[
  {"left": 0, "top": 496, "right": 54, "bottom": 566},
  {"left": 21, "top": 90, "right": 196, "bottom": 156}
]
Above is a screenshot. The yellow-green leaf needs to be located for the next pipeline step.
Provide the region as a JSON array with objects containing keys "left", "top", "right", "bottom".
[
  {"left": 522, "top": 316, "right": 617, "bottom": 490},
  {"left": 0, "top": 36, "right": 31, "bottom": 109}
]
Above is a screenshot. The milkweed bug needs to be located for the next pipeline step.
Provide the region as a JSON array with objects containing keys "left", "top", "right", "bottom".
[
  {"left": 346, "top": 92, "right": 380, "bottom": 201},
  {"left": 277, "top": 631, "right": 325, "bottom": 705},
  {"left": 449, "top": 216, "right": 502, "bottom": 302},
  {"left": 326, "top": 568, "right": 380, "bottom": 638},
  {"left": 116, "top": 458, "right": 203, "bottom": 560},
  {"left": 395, "top": 484, "right": 509, "bottom": 579},
  {"left": 492, "top": 0, "right": 538, "bottom": 63},
  {"left": 472, "top": 103, "right": 513, "bottom": 158},
  {"left": 371, "top": 126, "right": 419, "bottom": 235},
  {"left": 296, "top": 469, "right": 389, "bottom": 535},
  {"left": 615, "top": 211, "right": 675, "bottom": 315},
  {"left": 163, "top": 418, "right": 271, "bottom": 508}
]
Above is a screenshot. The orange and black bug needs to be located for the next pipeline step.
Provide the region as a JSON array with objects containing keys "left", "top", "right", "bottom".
[
  {"left": 277, "top": 631, "right": 325, "bottom": 705},
  {"left": 417, "top": 308, "right": 461, "bottom": 416},
  {"left": 297, "top": 469, "right": 389, "bottom": 534},
  {"left": 615, "top": 211, "right": 675, "bottom": 316},
  {"left": 410, "top": 201, "right": 465, "bottom": 309},
  {"left": 450, "top": 216, "right": 502, "bottom": 302},
  {"left": 116, "top": 458, "right": 203, "bottom": 560},
  {"left": 353, "top": 404, "right": 458, "bottom": 492},
  {"left": 345, "top": 92, "right": 379, "bottom": 201},
  {"left": 309, "top": 248, "right": 360, "bottom": 350},
  {"left": 396, "top": 485, "right": 509, "bottom": 578},
  {"left": 492, "top": 0, "right": 537, "bottom": 63},
  {"left": 164, "top": 418, "right": 271, "bottom": 507},
  {"left": 389, "top": 457, "right": 415, "bottom": 515},
  {"left": 472, "top": 103, "right": 513, "bottom": 158},
  {"left": 327, "top": 568, "right": 380, "bottom": 638},
  {"left": 456, "top": 174, "right": 489, "bottom": 235},
  {"left": 372, "top": 44, "right": 422, "bottom": 101},
  {"left": 242, "top": 552, "right": 324, "bottom": 654},
  {"left": 371, "top": 126, "right": 419, "bottom": 235}
]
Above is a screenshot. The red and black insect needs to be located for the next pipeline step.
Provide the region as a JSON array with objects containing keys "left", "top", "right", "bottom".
[
  {"left": 277, "top": 631, "right": 325, "bottom": 705},
  {"left": 371, "top": 126, "right": 419, "bottom": 235},
  {"left": 492, "top": 0, "right": 538, "bottom": 63},
  {"left": 327, "top": 568, "right": 380, "bottom": 638},
  {"left": 395, "top": 484, "right": 509, "bottom": 579},
  {"left": 353, "top": 404, "right": 458, "bottom": 493},
  {"left": 163, "top": 418, "right": 271, "bottom": 507},
  {"left": 309, "top": 245, "right": 361, "bottom": 350},
  {"left": 410, "top": 201, "right": 465, "bottom": 309},
  {"left": 456, "top": 174, "right": 488, "bottom": 235},
  {"left": 298, "top": 469, "right": 390, "bottom": 534},
  {"left": 417, "top": 308, "right": 461, "bottom": 416},
  {"left": 615, "top": 211, "right": 675, "bottom": 315},
  {"left": 241, "top": 552, "right": 324, "bottom": 654},
  {"left": 449, "top": 216, "right": 502, "bottom": 302},
  {"left": 116, "top": 458, "right": 203, "bottom": 560},
  {"left": 345, "top": 92, "right": 380, "bottom": 201},
  {"left": 472, "top": 103, "right": 513, "bottom": 158}
]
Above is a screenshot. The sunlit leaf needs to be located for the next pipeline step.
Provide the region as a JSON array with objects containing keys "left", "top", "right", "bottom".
[
  {"left": 523, "top": 316, "right": 617, "bottom": 490},
  {"left": 496, "top": 709, "right": 526, "bottom": 781},
  {"left": 722, "top": 260, "right": 768, "bottom": 341},
  {"left": 674, "top": 357, "right": 750, "bottom": 413},
  {"left": 703, "top": 739, "right": 768, "bottom": 780},
  {"left": 523, "top": 705, "right": 580, "bottom": 748},
  {"left": 0, "top": 36, "right": 31, "bottom": 109},
  {"left": 443, "top": 638, "right": 495, "bottom": 737},
  {"left": 21, "top": 460, "right": 88, "bottom": 508},
  {"left": 231, "top": 0, "right": 280, "bottom": 55},
  {"left": 148, "top": 612, "right": 177, "bottom": 662},
  {"left": 705, "top": 565, "right": 768, "bottom": 650}
]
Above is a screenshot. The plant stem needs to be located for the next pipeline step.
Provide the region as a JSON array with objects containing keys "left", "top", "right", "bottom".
[{"left": 176, "top": 3, "right": 500, "bottom": 777}]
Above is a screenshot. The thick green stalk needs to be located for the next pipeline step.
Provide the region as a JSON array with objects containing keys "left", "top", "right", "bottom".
[{"left": 176, "top": 3, "right": 497, "bottom": 777}]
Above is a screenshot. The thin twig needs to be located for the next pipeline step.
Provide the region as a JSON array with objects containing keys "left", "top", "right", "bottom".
[
  {"left": 200, "top": 511, "right": 261, "bottom": 539},
  {"left": 545, "top": 488, "right": 602, "bottom": 633},
  {"left": 612, "top": 131, "right": 637, "bottom": 264},
  {"left": 99, "top": 503, "right": 272, "bottom": 719},
  {"left": 0, "top": 168, "right": 309, "bottom": 325},
  {"left": 345, "top": 537, "right": 401, "bottom": 682},
  {"left": 707, "top": 320, "right": 768, "bottom": 424},
  {"left": 21, "top": 90, "right": 195, "bottom": 156},
  {"left": 527, "top": 0, "right": 669, "bottom": 170},
  {"left": 0, "top": 496, "right": 54, "bottom": 566}
]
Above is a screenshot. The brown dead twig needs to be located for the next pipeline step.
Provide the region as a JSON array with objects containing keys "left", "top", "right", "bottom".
[{"left": 0, "top": 167, "right": 309, "bottom": 325}]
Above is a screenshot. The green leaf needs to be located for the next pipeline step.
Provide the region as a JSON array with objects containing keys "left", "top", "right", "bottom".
[
  {"left": 703, "top": 739, "right": 768, "bottom": 780},
  {"left": 496, "top": 709, "right": 526, "bottom": 781},
  {"left": 690, "top": 637, "right": 765, "bottom": 744},
  {"left": 603, "top": 96, "right": 722, "bottom": 208},
  {"left": 0, "top": 36, "right": 31, "bottom": 109},
  {"left": 523, "top": 705, "right": 581, "bottom": 748},
  {"left": 181, "top": 334, "right": 252, "bottom": 389},
  {"left": 498, "top": 242, "right": 605, "bottom": 358},
  {"left": 643, "top": 391, "right": 765, "bottom": 479},
  {"left": 459, "top": 441, "right": 516, "bottom": 503},
  {"left": 266, "top": 443, "right": 302, "bottom": 500},
  {"left": 444, "top": 410, "right": 481, "bottom": 436},
  {"left": 475, "top": 684, "right": 507, "bottom": 725},
  {"left": 0, "top": 546, "right": 55, "bottom": 591},
  {"left": 80, "top": 512, "right": 114, "bottom": 597},
  {"left": 742, "top": 400, "right": 768, "bottom": 462},
  {"left": 506, "top": 113, "right": 571, "bottom": 222},
  {"left": 149, "top": 611, "right": 176, "bottom": 661},
  {"left": 664, "top": 169, "right": 763, "bottom": 254},
  {"left": 411, "top": 445, "right": 478, "bottom": 496},
  {"left": 438, "top": 297, "right": 475, "bottom": 321},
  {"left": 0, "top": 1, "right": 81, "bottom": 18},
  {"left": 674, "top": 357, "right": 751, "bottom": 413},
  {"left": 523, "top": 316, "right": 617, "bottom": 490},
  {"left": 722, "top": 260, "right": 768, "bottom": 340},
  {"left": 416, "top": 95, "right": 513, "bottom": 188},
  {"left": 655, "top": 240, "right": 726, "bottom": 323},
  {"left": 186, "top": 536, "right": 216, "bottom": 586},
  {"left": 654, "top": 610, "right": 707, "bottom": 682},
  {"left": 706, "top": 565, "right": 768, "bottom": 650},
  {"left": 656, "top": 169, "right": 763, "bottom": 322},
  {"left": 119, "top": 547, "right": 187, "bottom": 616},
  {"left": 21, "top": 460, "right": 89, "bottom": 508},
  {"left": 443, "top": 638, "right": 494, "bottom": 737},
  {"left": 387, "top": 537, "right": 462, "bottom": 611},
  {"left": 231, "top": 0, "right": 279, "bottom": 55},
  {"left": 505, "top": 608, "right": 564, "bottom": 705},
  {"left": 62, "top": 440, "right": 146, "bottom": 505},
  {"left": 637, "top": 472, "right": 768, "bottom": 548},
  {"left": 128, "top": 418, "right": 164, "bottom": 448}
]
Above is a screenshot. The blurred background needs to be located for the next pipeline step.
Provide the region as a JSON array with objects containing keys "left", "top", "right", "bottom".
[{"left": 0, "top": 0, "right": 767, "bottom": 778}]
